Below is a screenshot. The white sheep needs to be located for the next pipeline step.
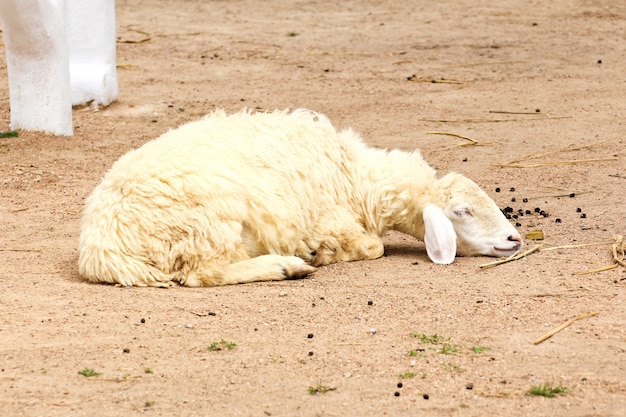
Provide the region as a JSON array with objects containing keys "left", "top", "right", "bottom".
[{"left": 78, "top": 109, "right": 522, "bottom": 287}]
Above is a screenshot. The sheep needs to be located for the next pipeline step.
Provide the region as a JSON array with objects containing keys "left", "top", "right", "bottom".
[{"left": 78, "top": 109, "right": 523, "bottom": 287}]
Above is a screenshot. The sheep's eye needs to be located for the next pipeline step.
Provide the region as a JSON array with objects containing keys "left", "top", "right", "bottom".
[{"left": 453, "top": 207, "right": 473, "bottom": 218}]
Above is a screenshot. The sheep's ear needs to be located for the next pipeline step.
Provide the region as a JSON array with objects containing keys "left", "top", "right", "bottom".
[{"left": 423, "top": 204, "right": 457, "bottom": 264}]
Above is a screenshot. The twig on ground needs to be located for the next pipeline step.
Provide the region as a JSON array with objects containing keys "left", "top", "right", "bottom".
[
  {"left": 417, "top": 116, "right": 571, "bottom": 123},
  {"left": 425, "top": 131, "right": 494, "bottom": 151},
  {"left": 541, "top": 241, "right": 614, "bottom": 251},
  {"left": 478, "top": 243, "right": 543, "bottom": 269},
  {"left": 491, "top": 157, "right": 618, "bottom": 168},
  {"left": 489, "top": 110, "right": 542, "bottom": 115},
  {"left": 533, "top": 311, "right": 599, "bottom": 345}
]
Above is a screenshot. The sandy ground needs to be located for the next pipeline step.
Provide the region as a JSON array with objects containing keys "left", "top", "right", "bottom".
[{"left": 1, "top": 0, "right": 625, "bottom": 416}]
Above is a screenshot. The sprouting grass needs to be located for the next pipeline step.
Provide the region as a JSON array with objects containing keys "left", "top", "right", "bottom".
[
  {"left": 208, "top": 339, "right": 237, "bottom": 351},
  {"left": 471, "top": 346, "right": 489, "bottom": 354},
  {"left": 308, "top": 384, "right": 337, "bottom": 395},
  {"left": 407, "top": 349, "right": 427, "bottom": 358},
  {"left": 527, "top": 383, "right": 567, "bottom": 398},
  {"left": 398, "top": 372, "right": 416, "bottom": 379},
  {"left": 144, "top": 367, "right": 154, "bottom": 374},
  {"left": 78, "top": 368, "right": 101, "bottom": 377},
  {"left": 438, "top": 343, "right": 459, "bottom": 355},
  {"left": 411, "top": 333, "right": 449, "bottom": 344},
  {"left": 0, "top": 130, "right": 18, "bottom": 138}
]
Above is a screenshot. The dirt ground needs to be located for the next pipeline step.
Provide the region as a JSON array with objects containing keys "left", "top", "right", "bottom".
[{"left": 1, "top": 0, "right": 625, "bottom": 416}]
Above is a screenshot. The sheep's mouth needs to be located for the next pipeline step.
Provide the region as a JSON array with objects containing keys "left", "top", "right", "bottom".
[{"left": 493, "top": 245, "right": 521, "bottom": 255}]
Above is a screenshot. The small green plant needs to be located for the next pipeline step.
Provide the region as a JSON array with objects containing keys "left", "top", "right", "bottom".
[
  {"left": 144, "top": 367, "right": 153, "bottom": 374},
  {"left": 527, "top": 383, "right": 567, "bottom": 398},
  {"left": 398, "top": 372, "right": 416, "bottom": 379},
  {"left": 78, "top": 368, "right": 101, "bottom": 377},
  {"left": 471, "top": 346, "right": 489, "bottom": 354},
  {"left": 407, "top": 349, "right": 427, "bottom": 358},
  {"left": 0, "top": 130, "right": 18, "bottom": 138},
  {"left": 411, "top": 333, "right": 449, "bottom": 344},
  {"left": 145, "top": 400, "right": 156, "bottom": 407},
  {"left": 442, "top": 363, "right": 462, "bottom": 373},
  {"left": 438, "top": 343, "right": 459, "bottom": 355},
  {"left": 308, "top": 384, "right": 337, "bottom": 395},
  {"left": 208, "top": 339, "right": 237, "bottom": 351}
]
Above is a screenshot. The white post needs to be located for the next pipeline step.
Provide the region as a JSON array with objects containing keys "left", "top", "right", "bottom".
[
  {"left": 0, "top": 0, "right": 118, "bottom": 136},
  {"left": 66, "top": 0, "right": 118, "bottom": 107},
  {"left": 0, "top": 0, "right": 73, "bottom": 135}
]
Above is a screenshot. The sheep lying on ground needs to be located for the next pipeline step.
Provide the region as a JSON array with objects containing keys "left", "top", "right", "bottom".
[{"left": 78, "top": 109, "right": 522, "bottom": 287}]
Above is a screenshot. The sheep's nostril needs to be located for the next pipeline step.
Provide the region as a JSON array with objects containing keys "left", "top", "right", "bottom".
[{"left": 508, "top": 235, "right": 522, "bottom": 243}]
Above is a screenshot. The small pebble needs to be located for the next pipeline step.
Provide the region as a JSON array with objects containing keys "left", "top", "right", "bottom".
[
  {"left": 525, "top": 210, "right": 531, "bottom": 215},
  {"left": 576, "top": 208, "right": 582, "bottom": 213},
  {"left": 184, "top": 323, "right": 193, "bottom": 329},
  {"left": 597, "top": 59, "right": 602, "bottom": 64},
  {"left": 509, "top": 187, "right": 515, "bottom": 192},
  {"left": 515, "top": 222, "right": 522, "bottom": 227},
  {"left": 535, "top": 108, "right": 541, "bottom": 112},
  {"left": 308, "top": 351, "right": 314, "bottom": 356},
  {"left": 123, "top": 348, "right": 130, "bottom": 353},
  {"left": 367, "top": 300, "right": 373, "bottom": 306},
  {"left": 569, "top": 193, "right": 576, "bottom": 198},
  {"left": 307, "top": 333, "right": 314, "bottom": 339},
  {"left": 466, "top": 383, "right": 474, "bottom": 390},
  {"left": 522, "top": 198, "right": 529, "bottom": 203},
  {"left": 511, "top": 197, "right": 516, "bottom": 202},
  {"left": 580, "top": 213, "right": 587, "bottom": 218},
  {"left": 368, "top": 328, "right": 377, "bottom": 335},
  {"left": 534, "top": 207, "right": 541, "bottom": 213},
  {"left": 555, "top": 218, "right": 562, "bottom": 223}
]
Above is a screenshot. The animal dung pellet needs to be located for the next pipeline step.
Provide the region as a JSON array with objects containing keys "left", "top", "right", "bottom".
[
  {"left": 495, "top": 187, "right": 501, "bottom": 193},
  {"left": 555, "top": 218, "right": 562, "bottom": 223},
  {"left": 423, "top": 394, "right": 430, "bottom": 400},
  {"left": 522, "top": 198, "right": 529, "bottom": 203},
  {"left": 394, "top": 391, "right": 400, "bottom": 397},
  {"left": 569, "top": 193, "right": 576, "bottom": 198},
  {"left": 307, "top": 333, "right": 314, "bottom": 339},
  {"left": 511, "top": 197, "right": 516, "bottom": 202},
  {"left": 576, "top": 208, "right": 582, "bottom": 212},
  {"left": 580, "top": 213, "right": 587, "bottom": 218},
  {"left": 397, "top": 382, "right": 403, "bottom": 388},
  {"left": 509, "top": 187, "right": 515, "bottom": 192},
  {"left": 367, "top": 300, "right": 373, "bottom": 306}
]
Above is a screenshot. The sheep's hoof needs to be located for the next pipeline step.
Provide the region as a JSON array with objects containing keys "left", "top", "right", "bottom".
[{"left": 283, "top": 257, "right": 317, "bottom": 279}]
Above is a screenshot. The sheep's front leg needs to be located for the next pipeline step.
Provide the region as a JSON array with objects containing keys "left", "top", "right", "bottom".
[
  {"left": 189, "top": 255, "right": 317, "bottom": 287},
  {"left": 311, "top": 206, "right": 384, "bottom": 266},
  {"left": 313, "top": 234, "right": 384, "bottom": 266}
]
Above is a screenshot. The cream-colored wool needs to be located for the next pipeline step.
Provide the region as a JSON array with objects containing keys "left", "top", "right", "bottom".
[{"left": 78, "top": 109, "right": 521, "bottom": 287}]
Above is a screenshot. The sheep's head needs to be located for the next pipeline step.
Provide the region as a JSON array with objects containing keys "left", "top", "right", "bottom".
[{"left": 423, "top": 173, "right": 522, "bottom": 264}]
